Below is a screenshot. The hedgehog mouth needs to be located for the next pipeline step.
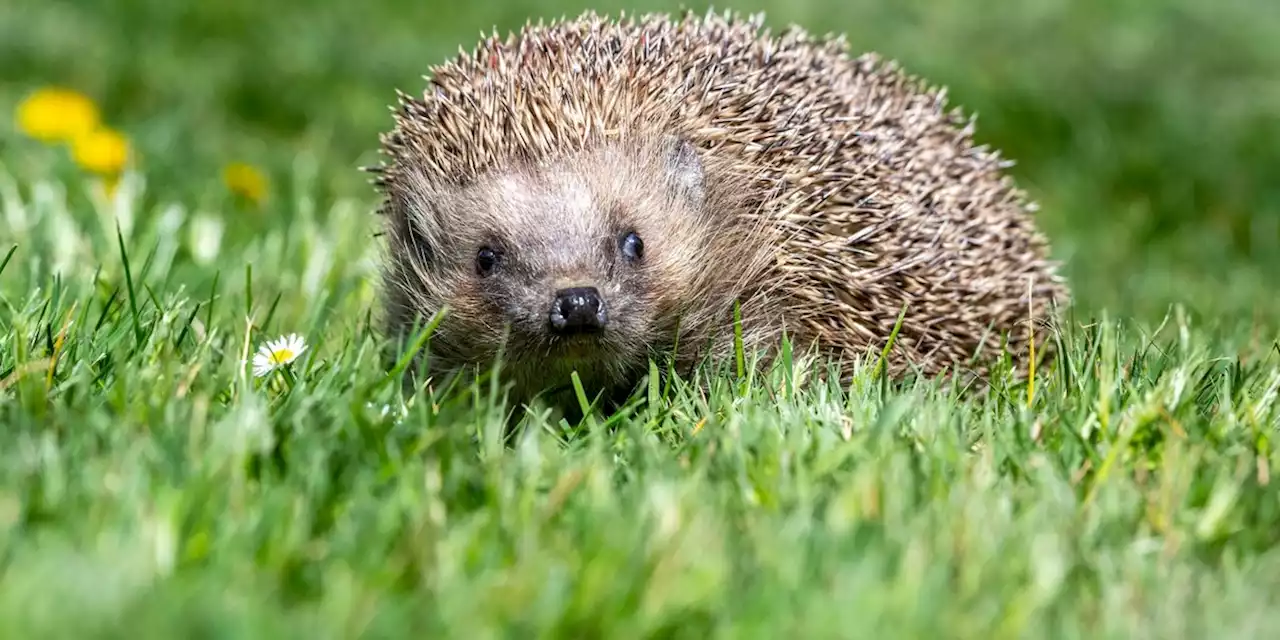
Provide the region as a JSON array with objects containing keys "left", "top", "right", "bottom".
[
  {"left": 497, "top": 321, "right": 615, "bottom": 362},
  {"left": 543, "top": 331, "right": 614, "bottom": 360}
]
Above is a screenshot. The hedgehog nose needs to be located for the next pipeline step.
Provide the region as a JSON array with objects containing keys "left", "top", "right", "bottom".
[{"left": 549, "top": 287, "right": 607, "bottom": 334}]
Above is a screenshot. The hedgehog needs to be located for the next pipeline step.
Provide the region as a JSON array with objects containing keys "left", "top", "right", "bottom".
[{"left": 366, "top": 9, "right": 1070, "bottom": 415}]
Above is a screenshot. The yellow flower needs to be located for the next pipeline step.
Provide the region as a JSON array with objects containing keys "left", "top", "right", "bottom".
[
  {"left": 15, "top": 87, "right": 100, "bottom": 143},
  {"left": 71, "top": 127, "right": 130, "bottom": 175},
  {"left": 222, "top": 162, "right": 267, "bottom": 204}
]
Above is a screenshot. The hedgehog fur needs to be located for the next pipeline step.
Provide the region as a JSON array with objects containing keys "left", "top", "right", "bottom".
[{"left": 367, "top": 9, "right": 1071, "bottom": 412}]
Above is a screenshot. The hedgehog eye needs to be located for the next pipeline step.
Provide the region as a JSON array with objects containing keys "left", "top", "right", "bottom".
[
  {"left": 475, "top": 246, "right": 500, "bottom": 276},
  {"left": 619, "top": 231, "right": 644, "bottom": 262}
]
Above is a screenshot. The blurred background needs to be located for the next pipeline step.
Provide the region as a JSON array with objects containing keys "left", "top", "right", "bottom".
[{"left": 2, "top": 0, "right": 1278, "bottom": 336}]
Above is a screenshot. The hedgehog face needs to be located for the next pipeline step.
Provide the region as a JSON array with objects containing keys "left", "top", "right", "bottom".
[{"left": 392, "top": 135, "right": 716, "bottom": 397}]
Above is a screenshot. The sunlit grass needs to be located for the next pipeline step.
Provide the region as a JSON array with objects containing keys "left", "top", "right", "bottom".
[{"left": 1, "top": 146, "right": 1279, "bottom": 636}]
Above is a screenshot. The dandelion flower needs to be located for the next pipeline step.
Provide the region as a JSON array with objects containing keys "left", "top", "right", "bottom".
[
  {"left": 222, "top": 162, "right": 267, "bottom": 205},
  {"left": 71, "top": 127, "right": 130, "bottom": 175},
  {"left": 15, "top": 87, "right": 100, "bottom": 143},
  {"left": 251, "top": 333, "right": 308, "bottom": 378}
]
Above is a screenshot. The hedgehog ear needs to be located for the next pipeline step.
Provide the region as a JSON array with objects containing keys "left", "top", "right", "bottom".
[{"left": 662, "top": 134, "right": 706, "bottom": 207}]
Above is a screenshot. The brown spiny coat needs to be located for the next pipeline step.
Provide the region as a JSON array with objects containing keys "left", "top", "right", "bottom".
[{"left": 368, "top": 10, "right": 1070, "bottom": 410}]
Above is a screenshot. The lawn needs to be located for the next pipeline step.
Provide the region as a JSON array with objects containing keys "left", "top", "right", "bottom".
[{"left": 2, "top": 0, "right": 1279, "bottom": 637}]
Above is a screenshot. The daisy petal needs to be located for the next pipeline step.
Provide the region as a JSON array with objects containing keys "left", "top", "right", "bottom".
[{"left": 251, "top": 332, "right": 309, "bottom": 378}]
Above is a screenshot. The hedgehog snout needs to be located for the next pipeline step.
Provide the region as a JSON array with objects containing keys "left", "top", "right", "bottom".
[{"left": 548, "top": 286, "right": 607, "bottom": 335}]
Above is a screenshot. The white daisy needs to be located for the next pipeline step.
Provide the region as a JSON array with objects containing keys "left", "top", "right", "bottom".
[{"left": 251, "top": 332, "right": 308, "bottom": 378}]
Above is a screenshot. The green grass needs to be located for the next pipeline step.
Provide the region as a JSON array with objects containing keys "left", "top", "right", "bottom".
[{"left": 2, "top": 0, "right": 1280, "bottom": 637}]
